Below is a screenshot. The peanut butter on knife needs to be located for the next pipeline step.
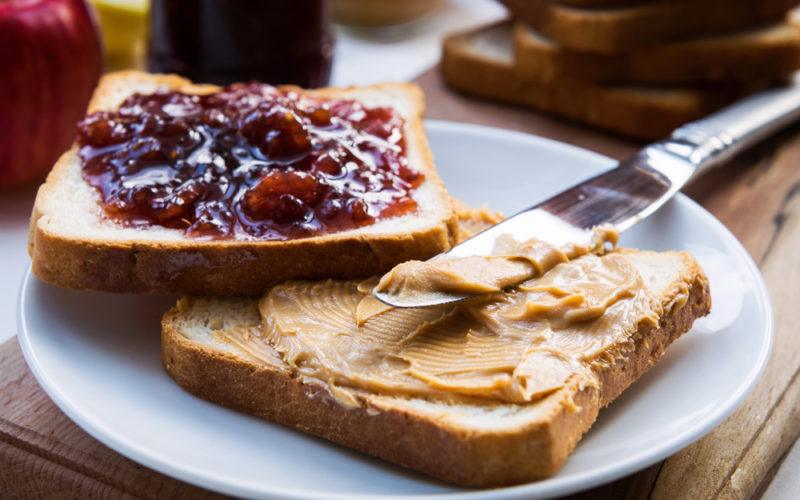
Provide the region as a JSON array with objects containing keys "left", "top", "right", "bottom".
[{"left": 374, "top": 230, "right": 618, "bottom": 306}]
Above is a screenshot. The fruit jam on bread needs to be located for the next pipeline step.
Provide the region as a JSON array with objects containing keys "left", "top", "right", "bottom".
[
  {"left": 77, "top": 83, "right": 423, "bottom": 240},
  {"left": 29, "top": 72, "right": 456, "bottom": 295}
]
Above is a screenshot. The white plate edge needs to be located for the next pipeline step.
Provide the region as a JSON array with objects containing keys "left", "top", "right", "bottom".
[{"left": 15, "top": 120, "right": 774, "bottom": 499}]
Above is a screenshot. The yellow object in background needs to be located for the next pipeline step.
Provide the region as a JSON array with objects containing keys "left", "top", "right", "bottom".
[{"left": 90, "top": 0, "right": 149, "bottom": 70}]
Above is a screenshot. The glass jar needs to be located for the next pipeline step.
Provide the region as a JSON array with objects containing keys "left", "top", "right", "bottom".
[{"left": 147, "top": 0, "right": 333, "bottom": 87}]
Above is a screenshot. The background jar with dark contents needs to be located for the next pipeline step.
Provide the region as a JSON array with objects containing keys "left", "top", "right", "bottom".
[{"left": 147, "top": 0, "right": 333, "bottom": 87}]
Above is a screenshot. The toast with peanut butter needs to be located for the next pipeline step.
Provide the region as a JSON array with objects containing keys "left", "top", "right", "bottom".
[
  {"left": 28, "top": 71, "right": 457, "bottom": 295},
  {"left": 162, "top": 242, "right": 711, "bottom": 486}
]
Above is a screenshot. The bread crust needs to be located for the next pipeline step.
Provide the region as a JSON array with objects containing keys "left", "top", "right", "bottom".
[
  {"left": 441, "top": 22, "right": 749, "bottom": 140},
  {"left": 514, "top": 21, "right": 800, "bottom": 85},
  {"left": 502, "top": 0, "right": 797, "bottom": 53},
  {"left": 161, "top": 254, "right": 711, "bottom": 486},
  {"left": 28, "top": 71, "right": 458, "bottom": 295}
]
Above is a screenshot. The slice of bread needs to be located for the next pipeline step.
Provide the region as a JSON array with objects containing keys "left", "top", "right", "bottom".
[
  {"left": 28, "top": 71, "right": 457, "bottom": 295},
  {"left": 162, "top": 249, "right": 711, "bottom": 486},
  {"left": 442, "top": 22, "right": 751, "bottom": 140},
  {"left": 515, "top": 21, "right": 800, "bottom": 84},
  {"left": 502, "top": 0, "right": 799, "bottom": 53}
]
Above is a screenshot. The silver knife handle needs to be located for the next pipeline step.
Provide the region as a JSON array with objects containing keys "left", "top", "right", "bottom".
[{"left": 663, "top": 79, "right": 800, "bottom": 175}]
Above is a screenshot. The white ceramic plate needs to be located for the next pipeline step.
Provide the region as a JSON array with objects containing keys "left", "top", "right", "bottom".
[{"left": 18, "top": 121, "right": 772, "bottom": 499}]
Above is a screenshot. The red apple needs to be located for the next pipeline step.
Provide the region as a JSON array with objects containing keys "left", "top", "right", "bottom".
[{"left": 0, "top": 0, "right": 102, "bottom": 189}]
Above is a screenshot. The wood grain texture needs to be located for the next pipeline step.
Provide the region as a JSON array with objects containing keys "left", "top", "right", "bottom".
[
  {"left": 651, "top": 128, "right": 800, "bottom": 500},
  {"left": 0, "top": 341, "right": 223, "bottom": 499},
  {"left": 1, "top": 65, "right": 798, "bottom": 498}
]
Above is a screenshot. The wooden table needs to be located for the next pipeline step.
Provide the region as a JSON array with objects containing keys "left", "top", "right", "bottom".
[{"left": 3, "top": 67, "right": 799, "bottom": 498}]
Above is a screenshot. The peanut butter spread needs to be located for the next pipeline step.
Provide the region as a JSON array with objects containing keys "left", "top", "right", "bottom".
[
  {"left": 374, "top": 235, "right": 609, "bottom": 304},
  {"left": 375, "top": 228, "right": 618, "bottom": 303},
  {"left": 452, "top": 204, "right": 504, "bottom": 241},
  {"left": 239, "top": 236, "right": 660, "bottom": 406}
]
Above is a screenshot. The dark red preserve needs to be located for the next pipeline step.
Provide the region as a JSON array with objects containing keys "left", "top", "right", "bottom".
[{"left": 76, "top": 84, "right": 424, "bottom": 240}]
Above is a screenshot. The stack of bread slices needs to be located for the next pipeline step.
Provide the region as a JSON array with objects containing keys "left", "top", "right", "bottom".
[{"left": 443, "top": 0, "right": 800, "bottom": 139}]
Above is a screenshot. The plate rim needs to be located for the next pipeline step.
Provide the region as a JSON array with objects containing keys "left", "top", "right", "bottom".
[{"left": 17, "top": 119, "right": 774, "bottom": 499}]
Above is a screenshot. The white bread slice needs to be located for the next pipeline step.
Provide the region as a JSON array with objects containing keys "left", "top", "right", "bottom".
[
  {"left": 162, "top": 249, "right": 711, "bottom": 487},
  {"left": 515, "top": 21, "right": 800, "bottom": 84},
  {"left": 28, "top": 71, "right": 457, "bottom": 295},
  {"left": 502, "top": 0, "right": 798, "bottom": 53},
  {"left": 442, "top": 21, "right": 753, "bottom": 140}
]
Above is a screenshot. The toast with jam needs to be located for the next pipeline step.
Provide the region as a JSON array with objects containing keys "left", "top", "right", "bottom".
[{"left": 28, "top": 71, "right": 457, "bottom": 295}]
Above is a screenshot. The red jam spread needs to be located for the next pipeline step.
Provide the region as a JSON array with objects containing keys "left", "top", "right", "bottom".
[{"left": 76, "top": 84, "right": 423, "bottom": 239}]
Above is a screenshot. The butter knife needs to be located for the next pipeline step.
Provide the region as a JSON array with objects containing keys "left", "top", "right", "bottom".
[{"left": 375, "top": 79, "right": 800, "bottom": 308}]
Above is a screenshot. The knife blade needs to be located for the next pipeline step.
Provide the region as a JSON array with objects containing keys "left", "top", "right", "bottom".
[{"left": 374, "top": 79, "right": 800, "bottom": 308}]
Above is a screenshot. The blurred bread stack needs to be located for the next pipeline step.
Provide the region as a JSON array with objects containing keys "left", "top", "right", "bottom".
[{"left": 442, "top": 0, "right": 800, "bottom": 139}]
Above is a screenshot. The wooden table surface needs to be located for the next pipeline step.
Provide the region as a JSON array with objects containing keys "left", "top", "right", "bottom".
[{"left": 3, "top": 66, "right": 800, "bottom": 499}]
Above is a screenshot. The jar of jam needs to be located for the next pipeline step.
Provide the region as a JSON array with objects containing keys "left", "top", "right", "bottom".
[{"left": 147, "top": 0, "right": 333, "bottom": 87}]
